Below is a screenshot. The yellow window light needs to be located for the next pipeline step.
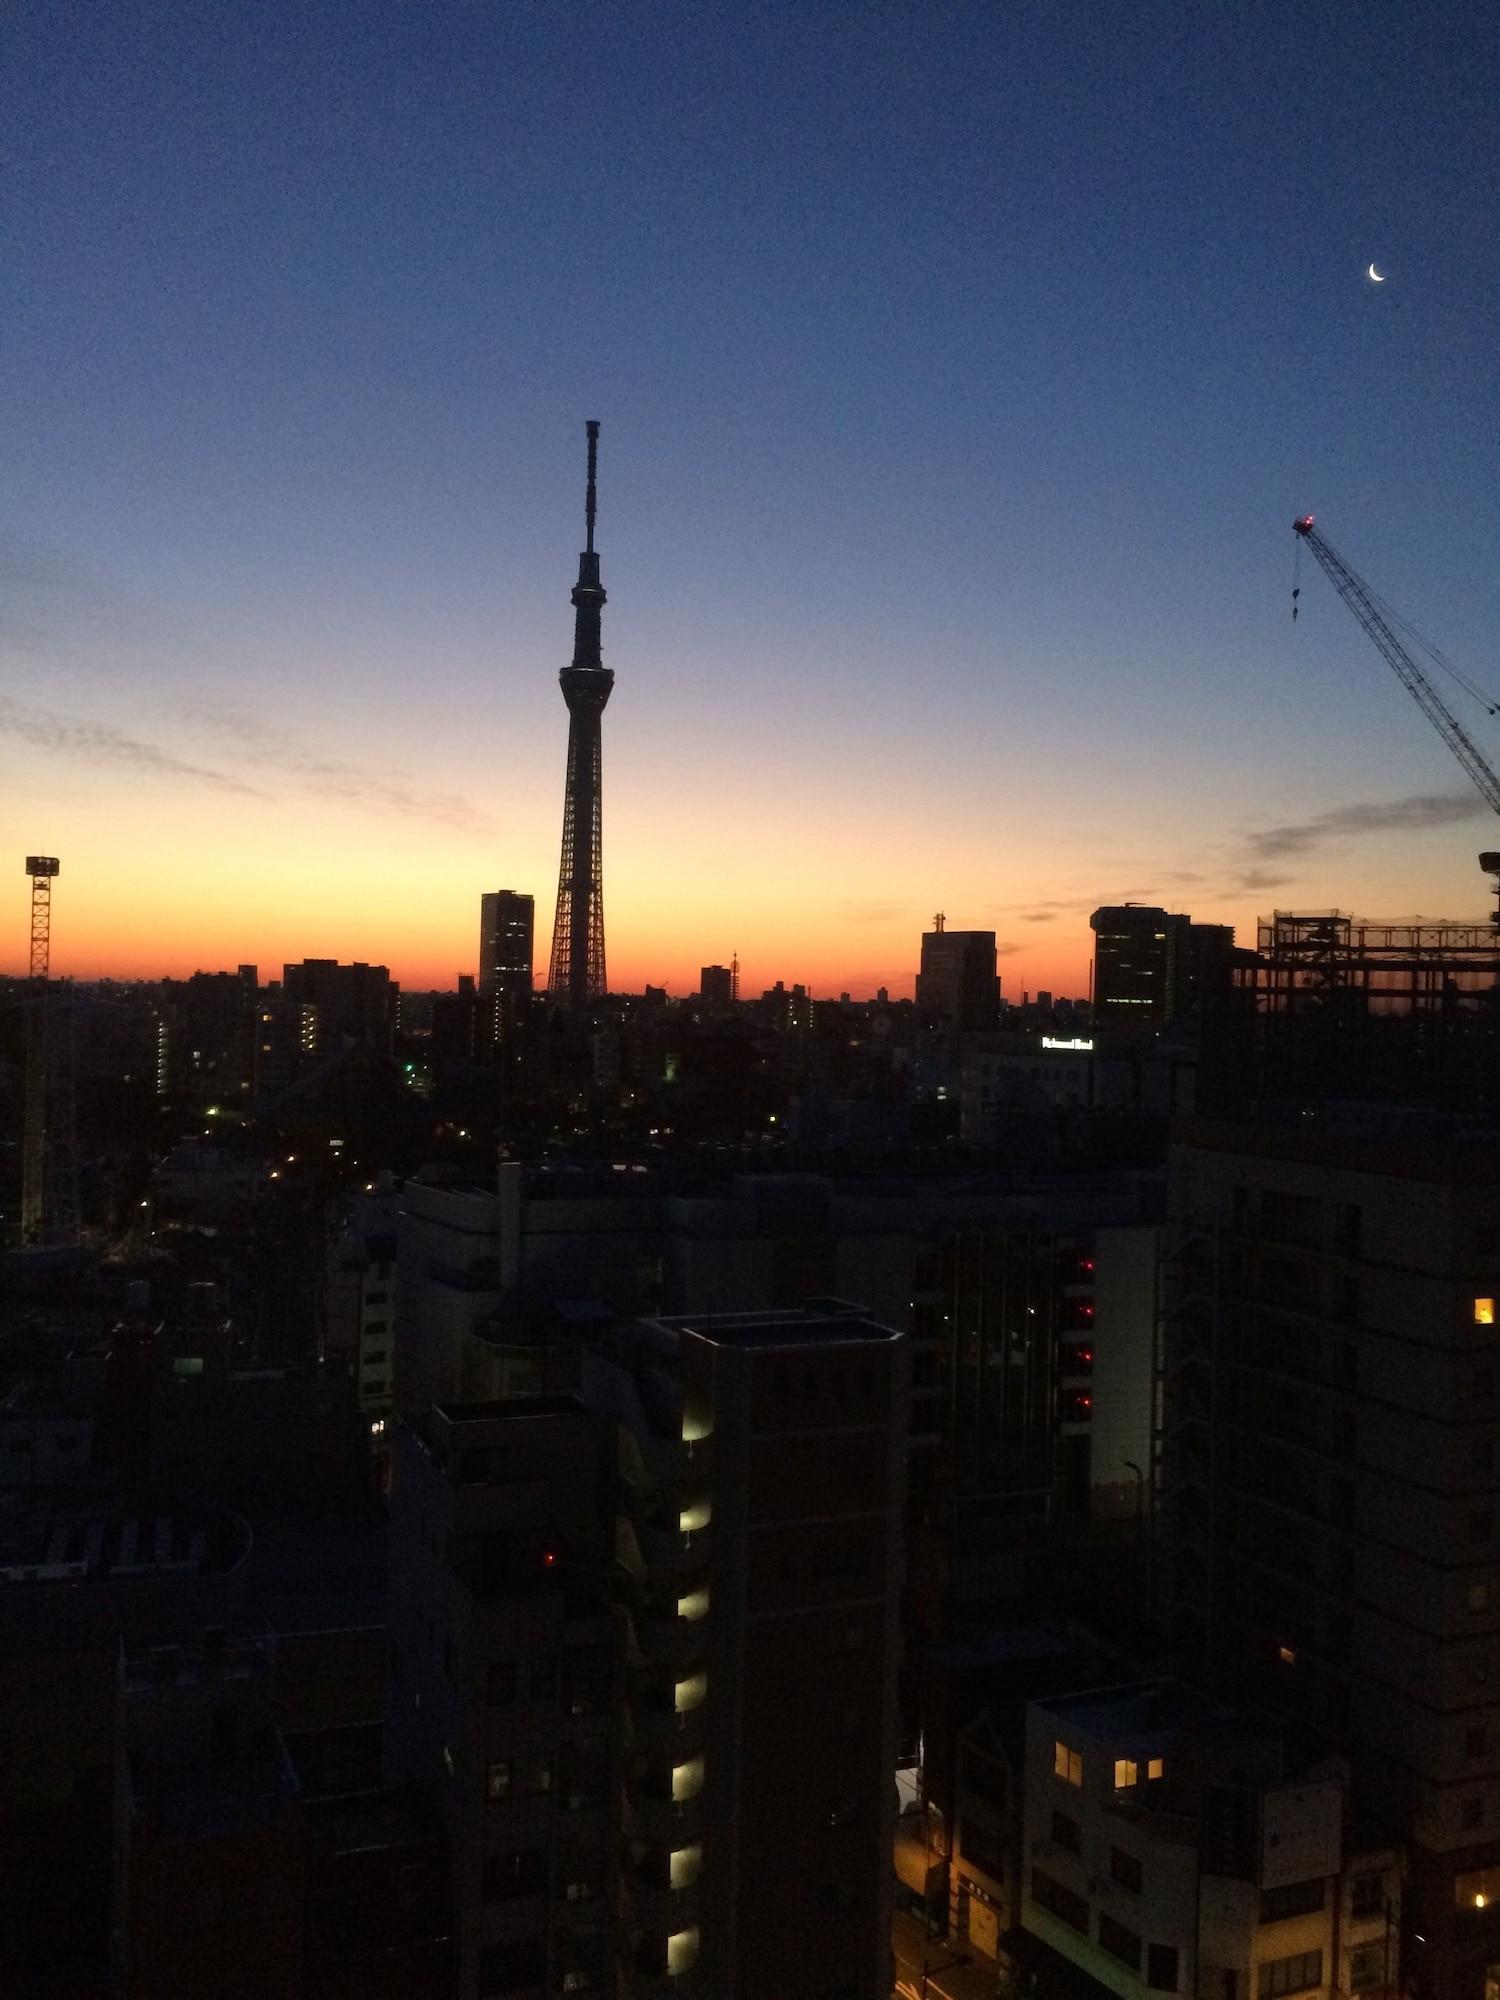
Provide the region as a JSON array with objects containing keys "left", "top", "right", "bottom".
[{"left": 1476, "top": 1299, "right": 1496, "bottom": 1327}]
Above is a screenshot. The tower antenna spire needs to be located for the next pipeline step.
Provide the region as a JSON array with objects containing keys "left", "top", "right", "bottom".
[{"left": 584, "top": 419, "right": 599, "bottom": 556}]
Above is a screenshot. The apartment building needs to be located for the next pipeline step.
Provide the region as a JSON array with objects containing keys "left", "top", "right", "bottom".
[
  {"left": 1161, "top": 1118, "right": 1500, "bottom": 1999},
  {"left": 1022, "top": 1682, "right": 1400, "bottom": 2000}
]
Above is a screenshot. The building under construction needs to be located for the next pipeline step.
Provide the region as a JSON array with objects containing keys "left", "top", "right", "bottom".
[{"left": 1251, "top": 909, "right": 1500, "bottom": 1112}]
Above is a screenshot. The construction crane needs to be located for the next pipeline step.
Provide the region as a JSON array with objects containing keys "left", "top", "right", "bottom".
[{"left": 1292, "top": 515, "right": 1500, "bottom": 924}]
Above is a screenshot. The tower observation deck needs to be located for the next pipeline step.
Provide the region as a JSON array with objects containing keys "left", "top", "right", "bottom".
[{"left": 547, "top": 422, "right": 613, "bottom": 1007}]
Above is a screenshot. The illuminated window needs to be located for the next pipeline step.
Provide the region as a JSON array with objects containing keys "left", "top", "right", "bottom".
[
  {"left": 1479, "top": 1300, "right": 1497, "bottom": 1327},
  {"left": 1147, "top": 1756, "right": 1164, "bottom": 1781},
  {"left": 674, "top": 1672, "right": 707, "bottom": 1713},
  {"left": 670, "top": 1844, "right": 703, "bottom": 1888},
  {"left": 1457, "top": 1866, "right": 1500, "bottom": 1910},
  {"left": 666, "top": 1928, "right": 701, "bottom": 1975},
  {"left": 672, "top": 1756, "right": 705, "bottom": 1803},
  {"left": 485, "top": 1759, "right": 511, "bottom": 1802},
  {"left": 1279, "top": 1645, "right": 1297, "bottom": 1665},
  {"left": 1114, "top": 1758, "right": 1139, "bottom": 1789},
  {"left": 678, "top": 1586, "right": 710, "bottom": 1622},
  {"left": 1053, "top": 1741, "right": 1083, "bottom": 1786}
]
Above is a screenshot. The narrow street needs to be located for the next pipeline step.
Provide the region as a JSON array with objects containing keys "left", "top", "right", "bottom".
[{"left": 892, "top": 1909, "right": 1005, "bottom": 2000}]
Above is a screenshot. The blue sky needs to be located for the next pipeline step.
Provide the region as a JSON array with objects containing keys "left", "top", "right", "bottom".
[{"left": 4, "top": 1, "right": 1498, "bottom": 992}]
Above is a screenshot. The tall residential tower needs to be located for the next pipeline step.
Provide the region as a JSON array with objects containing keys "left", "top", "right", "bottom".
[{"left": 547, "top": 423, "right": 613, "bottom": 1008}]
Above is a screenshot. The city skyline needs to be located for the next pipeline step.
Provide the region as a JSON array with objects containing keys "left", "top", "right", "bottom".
[{"left": 5, "top": 4, "right": 1499, "bottom": 997}]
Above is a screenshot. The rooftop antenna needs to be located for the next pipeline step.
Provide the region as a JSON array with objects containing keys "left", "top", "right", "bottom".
[{"left": 934, "top": 911, "right": 946, "bottom": 934}]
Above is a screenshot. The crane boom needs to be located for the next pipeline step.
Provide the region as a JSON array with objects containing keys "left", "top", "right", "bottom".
[{"left": 1292, "top": 515, "right": 1500, "bottom": 816}]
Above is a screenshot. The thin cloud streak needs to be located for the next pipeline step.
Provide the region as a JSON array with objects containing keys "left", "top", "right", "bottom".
[
  {"left": 183, "top": 704, "right": 495, "bottom": 837},
  {"left": 1220, "top": 790, "right": 1487, "bottom": 894},
  {"left": 0, "top": 697, "right": 264, "bottom": 796},
  {"left": 1246, "top": 792, "right": 1486, "bottom": 862}
]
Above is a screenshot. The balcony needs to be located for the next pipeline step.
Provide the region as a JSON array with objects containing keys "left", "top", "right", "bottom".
[
  {"left": 634, "top": 1516, "right": 713, "bottom": 1582},
  {"left": 626, "top": 1779, "right": 704, "bottom": 1845},
  {"left": 632, "top": 1698, "right": 707, "bottom": 1761},
  {"left": 633, "top": 1605, "right": 708, "bottom": 1669}
]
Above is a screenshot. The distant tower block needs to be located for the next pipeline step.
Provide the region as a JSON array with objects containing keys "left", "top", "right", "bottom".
[
  {"left": 21, "top": 857, "right": 59, "bottom": 1246},
  {"left": 547, "top": 422, "right": 614, "bottom": 1008}
]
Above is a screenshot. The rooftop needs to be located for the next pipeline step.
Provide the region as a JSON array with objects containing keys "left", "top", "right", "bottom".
[
  {"left": 659, "top": 1301, "right": 903, "bottom": 1349},
  {"left": 1037, "top": 1678, "right": 1244, "bottom": 1745}
]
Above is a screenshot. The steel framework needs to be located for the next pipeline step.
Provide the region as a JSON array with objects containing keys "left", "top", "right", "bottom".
[
  {"left": 547, "top": 422, "right": 613, "bottom": 1008},
  {"left": 1255, "top": 910, "right": 1500, "bottom": 1014},
  {"left": 21, "top": 857, "right": 59, "bottom": 1245}
]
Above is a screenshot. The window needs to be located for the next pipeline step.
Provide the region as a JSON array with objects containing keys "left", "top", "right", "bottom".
[
  {"left": 1147, "top": 1756, "right": 1164, "bottom": 1781},
  {"left": 1456, "top": 1867, "right": 1500, "bottom": 1909},
  {"left": 1032, "top": 1867, "right": 1088, "bottom": 1934},
  {"left": 477, "top": 1937, "right": 548, "bottom": 1993},
  {"left": 482, "top": 1848, "right": 549, "bottom": 1902},
  {"left": 1053, "top": 1741, "right": 1083, "bottom": 1786},
  {"left": 1148, "top": 1944, "right": 1181, "bottom": 1992},
  {"left": 1260, "top": 1878, "right": 1325, "bottom": 1923},
  {"left": 1111, "top": 1847, "right": 1143, "bottom": 1894},
  {"left": 1350, "top": 1871, "right": 1384, "bottom": 1918},
  {"left": 486, "top": 1760, "right": 511, "bottom": 1802},
  {"left": 1258, "top": 1950, "right": 1323, "bottom": 1998},
  {"left": 1348, "top": 1945, "right": 1386, "bottom": 1992},
  {"left": 1099, "top": 1914, "right": 1142, "bottom": 1971},
  {"left": 1051, "top": 1809, "right": 1081, "bottom": 1853},
  {"left": 487, "top": 1661, "right": 517, "bottom": 1706},
  {"left": 1114, "top": 1758, "right": 1139, "bottom": 1788},
  {"left": 1478, "top": 1300, "right": 1497, "bottom": 1327},
  {"left": 526, "top": 1759, "right": 553, "bottom": 1795},
  {"left": 1471, "top": 1583, "right": 1491, "bottom": 1614}
]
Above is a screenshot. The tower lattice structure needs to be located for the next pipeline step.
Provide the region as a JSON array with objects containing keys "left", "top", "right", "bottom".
[
  {"left": 547, "top": 421, "right": 614, "bottom": 1007},
  {"left": 21, "top": 856, "right": 73, "bottom": 1248}
]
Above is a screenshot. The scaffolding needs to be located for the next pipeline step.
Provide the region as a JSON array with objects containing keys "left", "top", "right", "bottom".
[
  {"left": 1255, "top": 911, "right": 1500, "bottom": 1014},
  {"left": 1252, "top": 911, "right": 1500, "bottom": 1112}
]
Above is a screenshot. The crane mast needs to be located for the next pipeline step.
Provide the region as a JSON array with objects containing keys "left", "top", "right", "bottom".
[{"left": 1292, "top": 515, "right": 1500, "bottom": 816}]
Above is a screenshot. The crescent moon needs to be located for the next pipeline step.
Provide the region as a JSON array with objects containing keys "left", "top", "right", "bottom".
[{"left": 1368, "top": 263, "right": 1386, "bottom": 282}]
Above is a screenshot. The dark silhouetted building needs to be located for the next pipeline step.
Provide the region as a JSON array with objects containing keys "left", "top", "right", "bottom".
[
  {"left": 699, "top": 964, "right": 734, "bottom": 1016},
  {"left": 1089, "top": 905, "right": 1235, "bottom": 1024},
  {"left": 282, "top": 959, "right": 396, "bottom": 1056},
  {"left": 1162, "top": 1117, "right": 1500, "bottom": 2000},
  {"left": 484, "top": 896, "right": 536, "bottom": 1048},
  {"left": 917, "top": 920, "right": 999, "bottom": 1030}
]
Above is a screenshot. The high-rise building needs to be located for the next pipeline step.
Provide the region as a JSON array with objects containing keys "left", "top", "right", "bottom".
[
  {"left": 281, "top": 958, "right": 396, "bottom": 1055},
  {"left": 480, "top": 891, "right": 535, "bottom": 1009},
  {"left": 1161, "top": 1117, "right": 1500, "bottom": 1999},
  {"left": 386, "top": 1302, "right": 908, "bottom": 2000},
  {"left": 699, "top": 964, "right": 733, "bottom": 1015},
  {"left": 599, "top": 1304, "right": 908, "bottom": 2000},
  {"left": 917, "top": 919, "right": 999, "bottom": 1030},
  {"left": 1088, "top": 907, "right": 1235, "bottom": 1025},
  {"left": 385, "top": 1397, "right": 617, "bottom": 2000},
  {"left": 548, "top": 423, "right": 613, "bottom": 1009}
]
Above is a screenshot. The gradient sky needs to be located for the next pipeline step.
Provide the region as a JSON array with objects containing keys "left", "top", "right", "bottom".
[{"left": 5, "top": 1, "right": 1499, "bottom": 998}]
